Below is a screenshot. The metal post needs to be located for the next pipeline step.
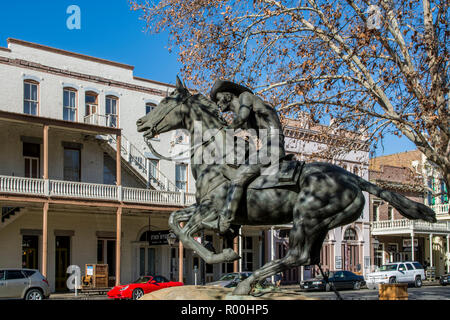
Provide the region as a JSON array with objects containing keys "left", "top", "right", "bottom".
[
  {"left": 447, "top": 235, "right": 450, "bottom": 273},
  {"left": 270, "top": 227, "right": 275, "bottom": 284},
  {"left": 411, "top": 232, "right": 415, "bottom": 261},
  {"left": 238, "top": 227, "right": 242, "bottom": 273},
  {"left": 429, "top": 234, "right": 433, "bottom": 267},
  {"left": 42, "top": 202, "right": 49, "bottom": 278},
  {"left": 115, "top": 206, "right": 122, "bottom": 286},
  {"left": 179, "top": 222, "right": 184, "bottom": 283}
]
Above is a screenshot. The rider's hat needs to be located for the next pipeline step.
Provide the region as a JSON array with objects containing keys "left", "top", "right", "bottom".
[{"left": 210, "top": 80, "right": 253, "bottom": 103}]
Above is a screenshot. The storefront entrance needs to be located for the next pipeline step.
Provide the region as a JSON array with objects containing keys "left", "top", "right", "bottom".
[{"left": 55, "top": 236, "right": 70, "bottom": 291}]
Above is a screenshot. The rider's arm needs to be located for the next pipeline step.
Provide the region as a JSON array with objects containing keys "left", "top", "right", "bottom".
[{"left": 227, "top": 93, "right": 253, "bottom": 130}]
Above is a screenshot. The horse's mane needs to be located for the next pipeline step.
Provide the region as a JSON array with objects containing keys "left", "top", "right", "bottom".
[{"left": 187, "top": 93, "right": 228, "bottom": 127}]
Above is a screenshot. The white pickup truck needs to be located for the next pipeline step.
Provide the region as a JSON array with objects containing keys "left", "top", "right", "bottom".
[{"left": 366, "top": 262, "right": 425, "bottom": 289}]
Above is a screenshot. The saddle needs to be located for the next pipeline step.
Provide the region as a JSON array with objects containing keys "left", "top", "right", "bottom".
[{"left": 248, "top": 159, "right": 304, "bottom": 190}]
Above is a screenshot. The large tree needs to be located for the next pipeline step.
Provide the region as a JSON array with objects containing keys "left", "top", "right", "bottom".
[{"left": 130, "top": 0, "right": 449, "bottom": 194}]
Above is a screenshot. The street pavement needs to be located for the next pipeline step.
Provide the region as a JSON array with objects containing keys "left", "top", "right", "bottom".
[
  {"left": 48, "top": 283, "right": 450, "bottom": 300},
  {"left": 290, "top": 284, "right": 450, "bottom": 300}
]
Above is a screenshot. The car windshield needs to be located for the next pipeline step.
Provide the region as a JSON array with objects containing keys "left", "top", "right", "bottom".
[
  {"left": 378, "top": 264, "right": 398, "bottom": 271},
  {"left": 133, "top": 276, "right": 152, "bottom": 284},
  {"left": 219, "top": 273, "right": 238, "bottom": 281}
]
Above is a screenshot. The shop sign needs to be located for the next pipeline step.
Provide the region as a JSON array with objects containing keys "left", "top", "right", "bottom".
[
  {"left": 147, "top": 230, "right": 170, "bottom": 245},
  {"left": 335, "top": 256, "right": 342, "bottom": 269}
]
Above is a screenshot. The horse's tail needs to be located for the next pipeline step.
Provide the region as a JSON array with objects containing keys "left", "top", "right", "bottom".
[{"left": 351, "top": 174, "right": 437, "bottom": 223}]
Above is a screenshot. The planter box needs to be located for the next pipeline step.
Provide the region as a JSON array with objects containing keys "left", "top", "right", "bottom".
[{"left": 379, "top": 283, "right": 408, "bottom": 300}]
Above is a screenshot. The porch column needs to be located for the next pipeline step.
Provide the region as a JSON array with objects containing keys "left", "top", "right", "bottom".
[
  {"left": 233, "top": 235, "right": 239, "bottom": 272},
  {"left": 410, "top": 232, "right": 415, "bottom": 261},
  {"left": 238, "top": 227, "right": 242, "bottom": 273},
  {"left": 42, "top": 124, "right": 49, "bottom": 278},
  {"left": 270, "top": 227, "right": 275, "bottom": 283},
  {"left": 429, "top": 233, "right": 433, "bottom": 267},
  {"left": 115, "top": 206, "right": 122, "bottom": 286},
  {"left": 179, "top": 222, "right": 184, "bottom": 283},
  {"left": 447, "top": 235, "right": 450, "bottom": 273},
  {"left": 42, "top": 202, "right": 49, "bottom": 277}
]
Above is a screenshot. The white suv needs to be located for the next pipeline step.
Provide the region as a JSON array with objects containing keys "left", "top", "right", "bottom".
[{"left": 366, "top": 262, "right": 425, "bottom": 289}]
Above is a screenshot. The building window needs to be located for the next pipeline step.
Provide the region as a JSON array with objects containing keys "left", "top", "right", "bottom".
[
  {"left": 344, "top": 228, "right": 357, "bottom": 241},
  {"left": 388, "top": 207, "right": 394, "bottom": 221},
  {"left": 85, "top": 92, "right": 98, "bottom": 124},
  {"left": 372, "top": 204, "right": 379, "bottom": 222},
  {"left": 441, "top": 180, "right": 448, "bottom": 204},
  {"left": 103, "top": 153, "right": 116, "bottom": 185},
  {"left": 242, "top": 237, "right": 253, "bottom": 272},
  {"left": 175, "top": 163, "right": 187, "bottom": 192},
  {"left": 63, "top": 88, "right": 77, "bottom": 122},
  {"left": 64, "top": 148, "right": 81, "bottom": 182},
  {"left": 106, "top": 96, "right": 118, "bottom": 128},
  {"left": 23, "top": 142, "right": 40, "bottom": 178},
  {"left": 145, "top": 102, "right": 156, "bottom": 115},
  {"left": 149, "top": 159, "right": 159, "bottom": 180},
  {"left": 24, "top": 81, "right": 39, "bottom": 115}
]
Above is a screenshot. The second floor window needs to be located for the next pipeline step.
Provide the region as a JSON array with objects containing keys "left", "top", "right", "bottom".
[
  {"left": 63, "top": 89, "right": 77, "bottom": 121},
  {"left": 24, "top": 81, "right": 39, "bottom": 115},
  {"left": 175, "top": 163, "right": 187, "bottom": 192},
  {"left": 145, "top": 102, "right": 156, "bottom": 115},
  {"left": 106, "top": 96, "right": 118, "bottom": 128}
]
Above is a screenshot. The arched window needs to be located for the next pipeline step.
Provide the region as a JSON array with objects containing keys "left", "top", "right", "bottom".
[
  {"left": 23, "top": 80, "right": 39, "bottom": 115},
  {"left": 63, "top": 87, "right": 77, "bottom": 121},
  {"left": 344, "top": 228, "right": 357, "bottom": 241}
]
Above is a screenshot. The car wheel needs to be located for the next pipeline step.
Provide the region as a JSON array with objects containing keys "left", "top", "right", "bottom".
[
  {"left": 25, "top": 289, "right": 43, "bottom": 300},
  {"left": 389, "top": 277, "right": 397, "bottom": 284},
  {"left": 353, "top": 281, "right": 361, "bottom": 290},
  {"left": 132, "top": 288, "right": 144, "bottom": 300},
  {"left": 415, "top": 276, "right": 422, "bottom": 288}
]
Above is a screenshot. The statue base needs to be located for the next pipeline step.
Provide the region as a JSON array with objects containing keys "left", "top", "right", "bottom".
[{"left": 140, "top": 285, "right": 317, "bottom": 300}]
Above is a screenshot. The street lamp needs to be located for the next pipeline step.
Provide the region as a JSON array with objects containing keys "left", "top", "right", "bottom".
[{"left": 167, "top": 230, "right": 177, "bottom": 247}]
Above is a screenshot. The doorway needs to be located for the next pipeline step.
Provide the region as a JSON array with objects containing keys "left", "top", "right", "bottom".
[
  {"left": 139, "top": 247, "right": 156, "bottom": 276},
  {"left": 55, "top": 236, "right": 71, "bottom": 291}
]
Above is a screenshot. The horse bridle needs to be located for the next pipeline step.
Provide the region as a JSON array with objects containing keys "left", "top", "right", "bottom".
[{"left": 144, "top": 94, "right": 224, "bottom": 161}]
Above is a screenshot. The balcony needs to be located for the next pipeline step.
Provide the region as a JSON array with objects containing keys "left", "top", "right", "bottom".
[
  {"left": 371, "top": 219, "right": 450, "bottom": 235},
  {"left": 0, "top": 175, "right": 195, "bottom": 207},
  {"left": 432, "top": 203, "right": 449, "bottom": 217}
]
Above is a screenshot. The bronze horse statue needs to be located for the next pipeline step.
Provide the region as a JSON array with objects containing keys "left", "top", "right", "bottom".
[{"left": 136, "top": 78, "right": 437, "bottom": 295}]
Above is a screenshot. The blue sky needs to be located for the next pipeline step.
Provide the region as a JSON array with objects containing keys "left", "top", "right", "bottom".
[{"left": 0, "top": 0, "right": 417, "bottom": 158}]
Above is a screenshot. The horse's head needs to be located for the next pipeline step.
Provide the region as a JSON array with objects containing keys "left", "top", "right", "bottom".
[{"left": 136, "top": 76, "right": 191, "bottom": 139}]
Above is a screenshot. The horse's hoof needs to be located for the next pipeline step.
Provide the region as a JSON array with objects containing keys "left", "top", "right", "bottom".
[{"left": 223, "top": 248, "right": 240, "bottom": 262}]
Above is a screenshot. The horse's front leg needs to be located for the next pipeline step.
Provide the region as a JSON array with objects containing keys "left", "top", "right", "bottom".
[{"left": 169, "top": 204, "right": 240, "bottom": 264}]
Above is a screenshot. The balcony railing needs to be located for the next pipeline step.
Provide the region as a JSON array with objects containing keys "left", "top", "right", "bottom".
[
  {"left": 432, "top": 203, "right": 449, "bottom": 216},
  {"left": 371, "top": 218, "right": 450, "bottom": 234},
  {"left": 84, "top": 113, "right": 116, "bottom": 128},
  {"left": 0, "top": 175, "right": 195, "bottom": 207}
]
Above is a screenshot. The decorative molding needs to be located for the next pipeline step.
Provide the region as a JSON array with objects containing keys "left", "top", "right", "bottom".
[{"left": 0, "top": 57, "right": 166, "bottom": 97}]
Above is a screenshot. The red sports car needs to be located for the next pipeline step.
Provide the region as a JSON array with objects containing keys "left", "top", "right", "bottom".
[{"left": 107, "top": 275, "right": 183, "bottom": 300}]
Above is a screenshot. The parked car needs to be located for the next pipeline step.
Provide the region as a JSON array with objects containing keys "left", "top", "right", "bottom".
[
  {"left": 107, "top": 275, "right": 183, "bottom": 300},
  {"left": 0, "top": 268, "right": 50, "bottom": 300},
  {"left": 206, "top": 272, "right": 253, "bottom": 288},
  {"left": 300, "top": 270, "right": 365, "bottom": 291},
  {"left": 366, "top": 262, "right": 425, "bottom": 289},
  {"left": 439, "top": 274, "right": 450, "bottom": 286}
]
